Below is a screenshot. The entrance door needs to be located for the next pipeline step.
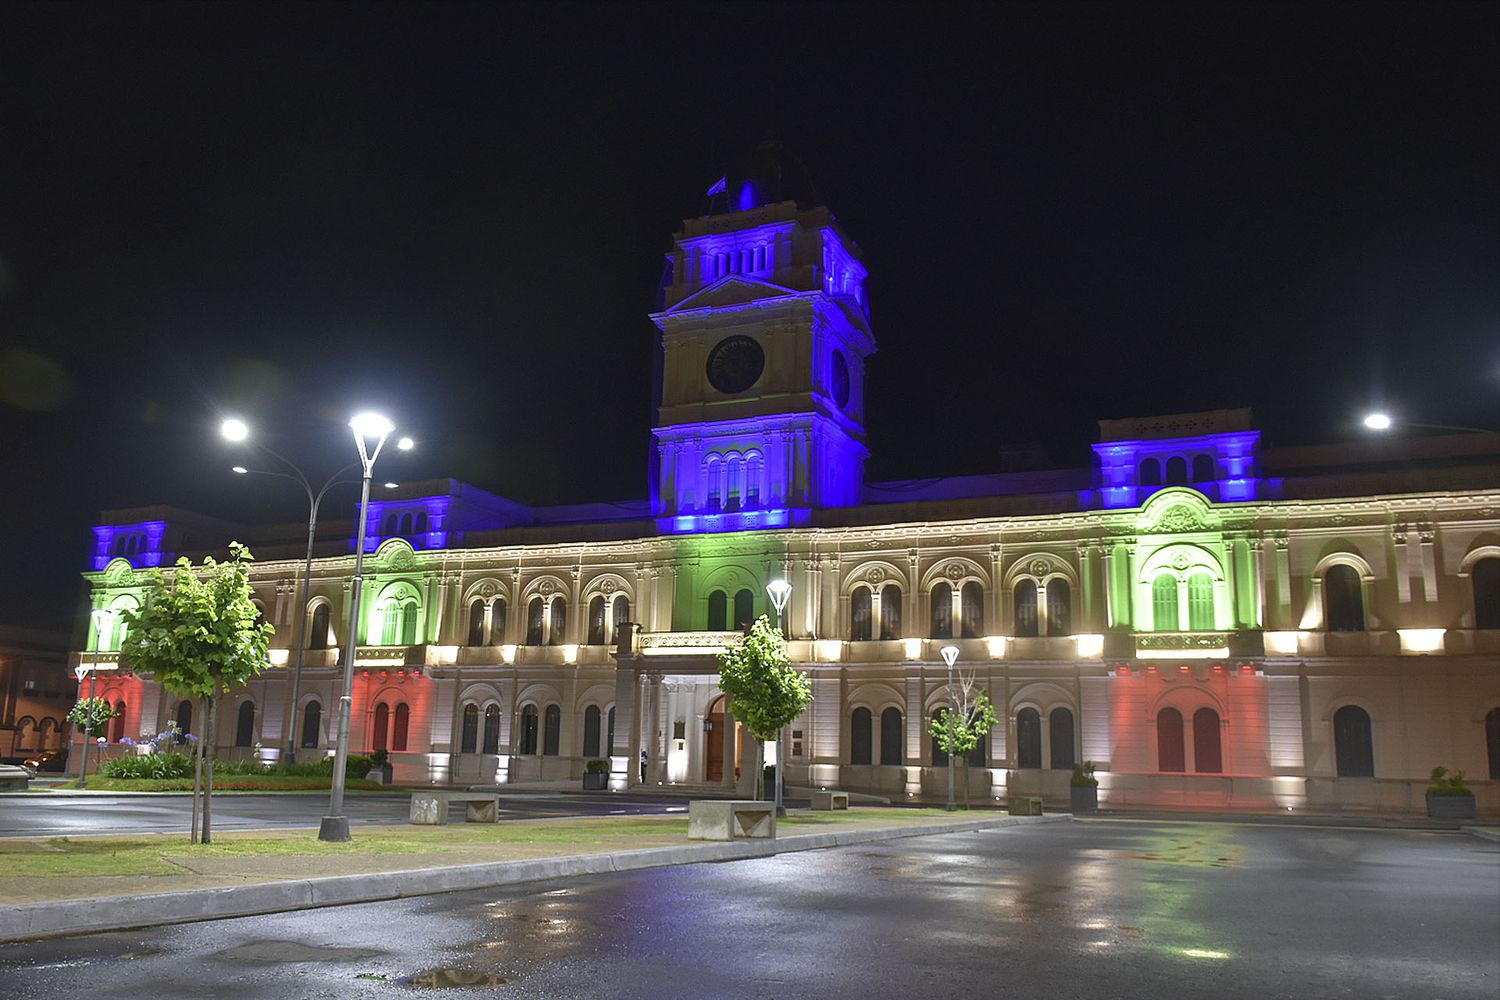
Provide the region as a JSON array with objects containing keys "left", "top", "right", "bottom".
[{"left": 705, "top": 695, "right": 743, "bottom": 782}]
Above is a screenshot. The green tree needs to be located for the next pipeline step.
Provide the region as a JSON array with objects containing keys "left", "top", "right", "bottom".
[
  {"left": 118, "top": 542, "right": 274, "bottom": 843},
  {"left": 929, "top": 675, "right": 999, "bottom": 809},
  {"left": 716, "top": 615, "right": 812, "bottom": 803},
  {"left": 66, "top": 697, "right": 119, "bottom": 738}
]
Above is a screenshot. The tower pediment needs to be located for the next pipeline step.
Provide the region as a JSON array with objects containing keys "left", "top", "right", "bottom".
[{"left": 656, "top": 275, "right": 798, "bottom": 318}]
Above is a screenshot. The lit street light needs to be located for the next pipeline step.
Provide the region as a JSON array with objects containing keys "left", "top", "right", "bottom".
[
  {"left": 766, "top": 578, "right": 792, "bottom": 818},
  {"left": 1362, "top": 412, "right": 1491, "bottom": 435},
  {"left": 321, "top": 412, "right": 402, "bottom": 842},
  {"left": 940, "top": 644, "right": 960, "bottom": 812}
]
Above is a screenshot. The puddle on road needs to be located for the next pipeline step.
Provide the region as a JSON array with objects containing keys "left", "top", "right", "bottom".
[
  {"left": 215, "top": 940, "right": 383, "bottom": 963},
  {"left": 402, "top": 968, "right": 512, "bottom": 988}
]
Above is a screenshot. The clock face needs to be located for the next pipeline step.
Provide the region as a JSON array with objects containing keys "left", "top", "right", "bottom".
[
  {"left": 706, "top": 335, "right": 766, "bottom": 394},
  {"left": 831, "top": 350, "right": 851, "bottom": 409}
]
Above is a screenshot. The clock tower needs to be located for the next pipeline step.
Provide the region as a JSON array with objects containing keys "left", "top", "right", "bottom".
[{"left": 648, "top": 141, "right": 875, "bottom": 532}]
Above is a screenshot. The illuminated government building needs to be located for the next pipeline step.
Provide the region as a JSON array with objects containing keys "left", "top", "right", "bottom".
[{"left": 75, "top": 144, "right": 1500, "bottom": 815}]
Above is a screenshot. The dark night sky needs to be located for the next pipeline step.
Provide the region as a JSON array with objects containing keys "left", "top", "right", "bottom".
[{"left": 1, "top": 1, "right": 1496, "bottom": 635}]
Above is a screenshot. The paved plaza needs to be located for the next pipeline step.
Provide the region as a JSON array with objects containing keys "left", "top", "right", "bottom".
[{"left": 2, "top": 818, "right": 1495, "bottom": 999}]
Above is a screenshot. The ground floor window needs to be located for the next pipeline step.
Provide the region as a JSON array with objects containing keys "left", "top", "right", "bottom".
[{"left": 1334, "top": 705, "right": 1374, "bottom": 777}]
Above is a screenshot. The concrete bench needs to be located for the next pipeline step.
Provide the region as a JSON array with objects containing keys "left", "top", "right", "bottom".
[
  {"left": 810, "top": 790, "right": 849, "bottom": 811},
  {"left": 409, "top": 791, "right": 501, "bottom": 825},
  {"left": 687, "top": 799, "right": 776, "bottom": 840},
  {"left": 1009, "top": 796, "right": 1043, "bottom": 817}
]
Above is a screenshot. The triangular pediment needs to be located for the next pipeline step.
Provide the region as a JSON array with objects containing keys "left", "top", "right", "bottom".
[{"left": 663, "top": 275, "right": 798, "bottom": 314}]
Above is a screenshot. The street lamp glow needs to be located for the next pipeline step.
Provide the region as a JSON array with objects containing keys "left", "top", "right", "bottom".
[
  {"left": 1363, "top": 412, "right": 1392, "bottom": 431},
  {"left": 383, "top": 482, "right": 399, "bottom": 489},
  {"left": 766, "top": 579, "right": 792, "bottom": 615},
  {"left": 940, "top": 645, "right": 960, "bottom": 669},
  {"left": 231, "top": 466, "right": 248, "bottom": 475},
  {"left": 396, "top": 436, "right": 414, "bottom": 451},
  {"left": 350, "top": 412, "right": 394, "bottom": 439},
  {"left": 220, "top": 418, "right": 249, "bottom": 442}
]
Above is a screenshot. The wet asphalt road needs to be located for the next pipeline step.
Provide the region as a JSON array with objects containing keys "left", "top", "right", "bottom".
[
  {"left": 0, "top": 792, "right": 686, "bottom": 838},
  {"left": 3, "top": 819, "right": 1496, "bottom": 999}
]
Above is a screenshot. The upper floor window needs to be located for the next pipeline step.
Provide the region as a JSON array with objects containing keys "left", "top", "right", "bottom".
[
  {"left": 1152, "top": 574, "right": 1179, "bottom": 632},
  {"left": 1140, "top": 459, "right": 1162, "bottom": 487},
  {"left": 381, "top": 598, "right": 419, "bottom": 645},
  {"left": 548, "top": 599, "right": 567, "bottom": 645},
  {"left": 468, "top": 602, "right": 486, "bottom": 646},
  {"left": 527, "top": 597, "right": 545, "bottom": 645},
  {"left": 879, "top": 584, "right": 902, "bottom": 640},
  {"left": 490, "top": 598, "right": 507, "bottom": 645},
  {"left": 930, "top": 582, "right": 953, "bottom": 638},
  {"left": 1473, "top": 557, "right": 1500, "bottom": 630},
  {"left": 850, "top": 588, "right": 872, "bottom": 642},
  {"left": 960, "top": 581, "right": 984, "bottom": 638},
  {"left": 1187, "top": 573, "right": 1215, "bottom": 631},
  {"left": 733, "top": 588, "right": 755, "bottom": 630},
  {"left": 588, "top": 595, "right": 608, "bottom": 645},
  {"left": 1045, "top": 580, "right": 1071, "bottom": 636},
  {"left": 1324, "top": 564, "right": 1365, "bottom": 632},
  {"left": 1192, "top": 455, "right": 1215, "bottom": 482},
  {"left": 1014, "top": 580, "right": 1039, "bottom": 637},
  {"left": 708, "top": 590, "right": 728, "bottom": 631},
  {"left": 1165, "top": 456, "right": 1188, "bottom": 485},
  {"left": 308, "top": 604, "right": 331, "bottom": 649}
]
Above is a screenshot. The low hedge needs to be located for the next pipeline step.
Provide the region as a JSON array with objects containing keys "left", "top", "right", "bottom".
[{"left": 101, "top": 752, "right": 373, "bottom": 781}]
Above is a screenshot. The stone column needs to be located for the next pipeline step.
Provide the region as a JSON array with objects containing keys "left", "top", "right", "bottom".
[{"left": 648, "top": 673, "right": 665, "bottom": 784}]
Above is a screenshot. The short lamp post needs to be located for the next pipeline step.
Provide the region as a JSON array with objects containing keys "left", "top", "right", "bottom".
[
  {"left": 320, "top": 412, "right": 404, "bottom": 843},
  {"left": 75, "top": 608, "right": 112, "bottom": 788},
  {"left": 940, "top": 644, "right": 960, "bottom": 812},
  {"left": 766, "top": 578, "right": 793, "bottom": 818},
  {"left": 220, "top": 417, "right": 411, "bottom": 764}
]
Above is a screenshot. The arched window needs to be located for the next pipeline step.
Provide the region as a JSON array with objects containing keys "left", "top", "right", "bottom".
[
  {"left": 548, "top": 600, "right": 566, "bottom": 645},
  {"left": 490, "top": 598, "right": 507, "bottom": 644},
  {"left": 612, "top": 595, "right": 630, "bottom": 638},
  {"left": 309, "top": 604, "right": 331, "bottom": 649},
  {"left": 880, "top": 708, "right": 903, "bottom": 765},
  {"left": 37, "top": 718, "right": 56, "bottom": 750},
  {"left": 1050, "top": 708, "right": 1076, "bottom": 770},
  {"left": 850, "top": 588, "right": 872, "bottom": 642},
  {"left": 734, "top": 589, "right": 755, "bottom": 630},
  {"left": 1157, "top": 708, "right": 1185, "bottom": 772},
  {"left": 850, "top": 707, "right": 872, "bottom": 764},
  {"left": 392, "top": 702, "right": 409, "bottom": 752},
  {"left": 175, "top": 699, "right": 193, "bottom": 740},
  {"left": 967, "top": 726, "right": 987, "bottom": 768},
  {"left": 1013, "top": 580, "right": 1039, "bottom": 637},
  {"left": 1193, "top": 708, "right": 1221, "bottom": 773},
  {"left": 383, "top": 514, "right": 397, "bottom": 535},
  {"left": 1046, "top": 580, "right": 1071, "bottom": 636},
  {"left": 1472, "top": 558, "right": 1500, "bottom": 630},
  {"left": 1187, "top": 573, "right": 1215, "bottom": 630},
  {"left": 724, "top": 454, "right": 742, "bottom": 511},
  {"left": 1153, "top": 574, "right": 1179, "bottom": 631},
  {"left": 526, "top": 597, "right": 545, "bottom": 645},
  {"left": 460, "top": 704, "right": 478, "bottom": 754},
  {"left": 543, "top": 704, "right": 561, "bottom": 756},
  {"left": 14, "top": 717, "right": 33, "bottom": 750},
  {"left": 583, "top": 705, "right": 601, "bottom": 758},
  {"left": 519, "top": 705, "right": 539, "bottom": 755},
  {"left": 110, "top": 702, "right": 126, "bottom": 742},
  {"left": 961, "top": 581, "right": 984, "bottom": 638},
  {"left": 930, "top": 709, "right": 949, "bottom": 767},
  {"left": 1487, "top": 708, "right": 1499, "bottom": 780},
  {"left": 235, "top": 701, "right": 254, "bottom": 748},
  {"left": 880, "top": 584, "right": 902, "bottom": 640},
  {"left": 398, "top": 513, "right": 412, "bottom": 535},
  {"left": 372, "top": 702, "right": 390, "bottom": 751},
  {"left": 1333, "top": 705, "right": 1374, "bottom": 777},
  {"left": 588, "top": 595, "right": 607, "bottom": 645},
  {"left": 707, "top": 590, "right": 728, "bottom": 631},
  {"left": 301, "top": 701, "right": 322, "bottom": 749},
  {"left": 382, "top": 599, "right": 419, "bottom": 645},
  {"left": 483, "top": 704, "right": 502, "bottom": 755},
  {"left": 1140, "top": 459, "right": 1161, "bottom": 487},
  {"left": 1166, "top": 456, "right": 1188, "bottom": 485},
  {"left": 930, "top": 582, "right": 953, "bottom": 638},
  {"left": 468, "top": 602, "right": 486, "bottom": 646},
  {"left": 1192, "top": 455, "right": 1215, "bottom": 482},
  {"left": 1325, "top": 564, "right": 1365, "bottom": 632},
  {"left": 414, "top": 512, "right": 428, "bottom": 535},
  {"left": 1016, "top": 707, "right": 1042, "bottom": 769}
]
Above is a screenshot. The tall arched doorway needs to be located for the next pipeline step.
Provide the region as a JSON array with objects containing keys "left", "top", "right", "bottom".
[{"left": 704, "top": 694, "right": 745, "bottom": 783}]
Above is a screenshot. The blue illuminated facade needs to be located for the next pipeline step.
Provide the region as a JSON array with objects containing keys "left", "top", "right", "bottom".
[{"left": 1091, "top": 411, "right": 1279, "bottom": 509}]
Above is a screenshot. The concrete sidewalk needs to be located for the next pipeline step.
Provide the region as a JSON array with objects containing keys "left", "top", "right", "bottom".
[{"left": 0, "top": 811, "right": 1067, "bottom": 942}]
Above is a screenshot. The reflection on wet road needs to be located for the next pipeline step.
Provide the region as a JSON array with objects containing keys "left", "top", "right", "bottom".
[{"left": 2, "top": 819, "right": 1496, "bottom": 999}]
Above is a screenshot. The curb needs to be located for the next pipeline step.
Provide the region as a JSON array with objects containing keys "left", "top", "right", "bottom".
[
  {"left": 0, "top": 814, "right": 1068, "bottom": 942},
  {"left": 1460, "top": 826, "right": 1500, "bottom": 843}
]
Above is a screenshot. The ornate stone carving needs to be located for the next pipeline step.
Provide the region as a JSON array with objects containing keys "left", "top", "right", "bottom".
[
  {"left": 387, "top": 546, "right": 416, "bottom": 570},
  {"left": 1171, "top": 553, "right": 1191, "bottom": 571},
  {"left": 1028, "top": 558, "right": 1051, "bottom": 577},
  {"left": 478, "top": 582, "right": 497, "bottom": 598},
  {"left": 945, "top": 563, "right": 965, "bottom": 581},
  {"left": 538, "top": 580, "right": 555, "bottom": 596},
  {"left": 601, "top": 578, "right": 617, "bottom": 594},
  {"left": 1155, "top": 505, "right": 1204, "bottom": 532},
  {"left": 865, "top": 567, "right": 886, "bottom": 584}
]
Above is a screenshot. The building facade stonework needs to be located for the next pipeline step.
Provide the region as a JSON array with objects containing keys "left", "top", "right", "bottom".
[{"left": 74, "top": 145, "right": 1500, "bottom": 814}]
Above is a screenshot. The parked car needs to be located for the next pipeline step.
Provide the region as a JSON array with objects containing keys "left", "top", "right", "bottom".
[{"left": 23, "top": 748, "right": 69, "bottom": 774}]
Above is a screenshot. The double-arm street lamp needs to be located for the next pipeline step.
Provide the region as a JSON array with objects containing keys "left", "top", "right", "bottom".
[
  {"left": 320, "top": 412, "right": 407, "bottom": 842},
  {"left": 940, "top": 643, "right": 960, "bottom": 812},
  {"left": 221, "top": 418, "right": 415, "bottom": 765},
  {"left": 766, "top": 578, "right": 792, "bottom": 818}
]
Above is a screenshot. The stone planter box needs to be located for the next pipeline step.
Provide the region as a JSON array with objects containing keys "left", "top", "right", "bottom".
[
  {"left": 1426, "top": 792, "right": 1476, "bottom": 820},
  {"left": 1070, "top": 783, "right": 1099, "bottom": 814},
  {"left": 582, "top": 772, "right": 608, "bottom": 790}
]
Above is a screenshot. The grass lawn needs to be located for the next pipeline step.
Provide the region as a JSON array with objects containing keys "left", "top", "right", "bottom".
[{"left": 67, "top": 776, "right": 388, "bottom": 792}]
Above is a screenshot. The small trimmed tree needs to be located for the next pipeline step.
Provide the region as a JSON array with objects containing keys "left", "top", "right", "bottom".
[
  {"left": 118, "top": 542, "right": 274, "bottom": 843},
  {"left": 716, "top": 615, "right": 812, "bottom": 804},
  {"left": 929, "top": 672, "right": 999, "bottom": 808}
]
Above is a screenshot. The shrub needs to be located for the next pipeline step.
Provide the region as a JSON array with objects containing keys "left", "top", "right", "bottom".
[
  {"left": 1427, "top": 766, "right": 1472, "bottom": 796},
  {"left": 370, "top": 749, "right": 390, "bottom": 770},
  {"left": 584, "top": 758, "right": 609, "bottom": 775},
  {"left": 1070, "top": 761, "right": 1099, "bottom": 787},
  {"left": 213, "top": 758, "right": 272, "bottom": 776},
  {"left": 100, "top": 752, "right": 194, "bottom": 780}
]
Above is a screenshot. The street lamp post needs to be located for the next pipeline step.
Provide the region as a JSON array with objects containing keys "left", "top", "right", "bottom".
[
  {"left": 75, "top": 609, "right": 111, "bottom": 788},
  {"left": 766, "top": 578, "right": 792, "bottom": 818},
  {"left": 320, "top": 413, "right": 400, "bottom": 843},
  {"left": 224, "top": 421, "right": 363, "bottom": 765},
  {"left": 940, "top": 644, "right": 960, "bottom": 812}
]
